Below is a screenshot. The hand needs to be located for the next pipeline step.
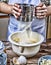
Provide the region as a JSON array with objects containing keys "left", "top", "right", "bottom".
[
  {"left": 35, "top": 3, "right": 47, "bottom": 19},
  {"left": 11, "top": 3, "right": 22, "bottom": 19}
]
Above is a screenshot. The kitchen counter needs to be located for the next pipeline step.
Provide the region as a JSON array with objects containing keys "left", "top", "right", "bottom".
[
  {"left": 3, "top": 40, "right": 51, "bottom": 65},
  {"left": 0, "top": 13, "right": 9, "bottom": 18}
]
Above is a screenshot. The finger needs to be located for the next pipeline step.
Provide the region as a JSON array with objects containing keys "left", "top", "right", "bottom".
[
  {"left": 36, "top": 11, "right": 46, "bottom": 19},
  {"left": 36, "top": 9, "right": 47, "bottom": 13},
  {"left": 13, "top": 6, "right": 22, "bottom": 13},
  {"left": 36, "top": 3, "right": 46, "bottom": 10},
  {"left": 36, "top": 6, "right": 46, "bottom": 10},
  {"left": 37, "top": 3, "right": 43, "bottom": 7},
  {"left": 36, "top": 7, "right": 46, "bottom": 10},
  {"left": 14, "top": 3, "right": 20, "bottom": 8},
  {"left": 43, "top": 4, "right": 46, "bottom": 8},
  {"left": 36, "top": 12, "right": 46, "bottom": 16},
  {"left": 12, "top": 9, "right": 21, "bottom": 17},
  {"left": 36, "top": 15, "right": 46, "bottom": 19},
  {"left": 13, "top": 13, "right": 18, "bottom": 19},
  {"left": 35, "top": 9, "right": 47, "bottom": 17},
  {"left": 41, "top": 4, "right": 47, "bottom": 10}
]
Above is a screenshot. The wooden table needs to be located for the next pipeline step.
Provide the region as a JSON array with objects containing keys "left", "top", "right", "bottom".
[{"left": 3, "top": 40, "right": 51, "bottom": 65}]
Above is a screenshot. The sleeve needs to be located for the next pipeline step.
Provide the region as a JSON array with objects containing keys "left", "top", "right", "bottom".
[{"left": 8, "top": 0, "right": 15, "bottom": 5}]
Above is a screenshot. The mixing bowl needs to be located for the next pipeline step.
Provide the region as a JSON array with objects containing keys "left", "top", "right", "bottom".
[
  {"left": 38, "top": 55, "right": 51, "bottom": 65},
  {"left": 8, "top": 31, "right": 44, "bottom": 57}
]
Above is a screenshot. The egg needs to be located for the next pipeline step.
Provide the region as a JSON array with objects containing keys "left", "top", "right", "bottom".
[
  {"left": 17, "top": 56, "right": 27, "bottom": 64},
  {"left": 13, "top": 57, "right": 20, "bottom": 65}
]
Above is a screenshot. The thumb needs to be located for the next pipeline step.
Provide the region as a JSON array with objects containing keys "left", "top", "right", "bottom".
[{"left": 38, "top": 3, "right": 43, "bottom": 7}]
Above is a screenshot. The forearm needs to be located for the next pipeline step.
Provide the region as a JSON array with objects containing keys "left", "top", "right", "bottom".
[
  {"left": 0, "top": 2, "right": 13, "bottom": 14},
  {"left": 47, "top": 5, "right": 51, "bottom": 16}
]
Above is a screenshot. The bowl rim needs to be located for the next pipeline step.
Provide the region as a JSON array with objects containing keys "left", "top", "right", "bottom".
[
  {"left": 8, "top": 31, "right": 44, "bottom": 47},
  {"left": 38, "top": 55, "right": 51, "bottom": 65}
]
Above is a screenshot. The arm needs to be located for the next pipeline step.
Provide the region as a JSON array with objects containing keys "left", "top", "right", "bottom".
[
  {"left": 35, "top": 3, "right": 47, "bottom": 19},
  {"left": 35, "top": 3, "right": 51, "bottom": 19},
  {"left": 0, "top": 2, "right": 21, "bottom": 18},
  {"left": 47, "top": 5, "right": 51, "bottom": 16},
  {"left": 0, "top": 2, "right": 12, "bottom": 14}
]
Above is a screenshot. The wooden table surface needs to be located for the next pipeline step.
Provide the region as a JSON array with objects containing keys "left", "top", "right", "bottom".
[{"left": 3, "top": 40, "right": 51, "bottom": 65}]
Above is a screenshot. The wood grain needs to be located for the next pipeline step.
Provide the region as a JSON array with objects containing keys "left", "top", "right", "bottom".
[{"left": 3, "top": 40, "right": 51, "bottom": 65}]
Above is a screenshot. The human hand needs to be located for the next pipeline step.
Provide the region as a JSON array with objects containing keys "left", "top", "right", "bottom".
[
  {"left": 35, "top": 3, "right": 47, "bottom": 19},
  {"left": 11, "top": 3, "right": 22, "bottom": 18}
]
